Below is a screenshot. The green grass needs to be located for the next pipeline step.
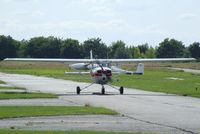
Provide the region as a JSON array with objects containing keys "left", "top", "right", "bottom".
[
  {"left": 0, "top": 67, "right": 90, "bottom": 83},
  {"left": 0, "top": 86, "right": 26, "bottom": 90},
  {"left": 0, "top": 80, "right": 5, "bottom": 84},
  {"left": 0, "top": 106, "right": 118, "bottom": 119},
  {"left": 0, "top": 79, "right": 56, "bottom": 99},
  {"left": 0, "top": 61, "right": 91, "bottom": 82},
  {"left": 0, "top": 61, "right": 200, "bottom": 98},
  {"left": 112, "top": 69, "right": 200, "bottom": 97},
  {"left": 0, "top": 129, "right": 144, "bottom": 134},
  {"left": 0, "top": 80, "right": 25, "bottom": 90},
  {"left": 0, "top": 92, "right": 57, "bottom": 99}
]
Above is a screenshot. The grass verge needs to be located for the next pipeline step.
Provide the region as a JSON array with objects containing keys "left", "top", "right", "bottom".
[
  {"left": 0, "top": 106, "right": 118, "bottom": 119},
  {"left": 0, "top": 80, "right": 5, "bottom": 84},
  {"left": 0, "top": 92, "right": 57, "bottom": 99},
  {"left": 0, "top": 129, "right": 143, "bottom": 134},
  {"left": 112, "top": 69, "right": 200, "bottom": 98},
  {"left": 0, "top": 86, "right": 26, "bottom": 90}
]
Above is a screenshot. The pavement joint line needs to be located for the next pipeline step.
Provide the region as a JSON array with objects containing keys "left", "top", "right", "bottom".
[
  {"left": 58, "top": 96, "right": 81, "bottom": 105},
  {"left": 123, "top": 114, "right": 197, "bottom": 134}
]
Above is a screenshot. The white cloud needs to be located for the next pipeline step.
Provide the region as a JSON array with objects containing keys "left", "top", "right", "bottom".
[
  {"left": 1, "top": 0, "right": 200, "bottom": 46},
  {"left": 89, "top": 6, "right": 114, "bottom": 17},
  {"left": 13, "top": 10, "right": 45, "bottom": 17},
  {"left": 39, "top": 20, "right": 126, "bottom": 31},
  {"left": 0, "top": 19, "right": 126, "bottom": 34},
  {"left": 2, "top": 0, "right": 39, "bottom": 3},
  {"left": 179, "top": 13, "right": 197, "bottom": 20}
]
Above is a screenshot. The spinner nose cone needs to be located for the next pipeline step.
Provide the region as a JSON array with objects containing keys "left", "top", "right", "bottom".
[{"left": 102, "top": 74, "right": 108, "bottom": 82}]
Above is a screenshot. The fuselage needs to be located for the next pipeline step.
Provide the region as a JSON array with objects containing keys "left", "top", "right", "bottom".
[
  {"left": 90, "top": 67, "right": 112, "bottom": 85},
  {"left": 69, "top": 62, "right": 112, "bottom": 85}
]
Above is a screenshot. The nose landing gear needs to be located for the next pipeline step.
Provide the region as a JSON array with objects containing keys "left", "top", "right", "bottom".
[
  {"left": 101, "top": 85, "right": 105, "bottom": 95},
  {"left": 119, "top": 86, "right": 124, "bottom": 95}
]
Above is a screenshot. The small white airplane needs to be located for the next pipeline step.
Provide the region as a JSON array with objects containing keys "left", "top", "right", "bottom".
[{"left": 4, "top": 51, "right": 195, "bottom": 95}]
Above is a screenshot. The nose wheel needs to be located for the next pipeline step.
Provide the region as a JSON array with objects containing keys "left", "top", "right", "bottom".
[{"left": 101, "top": 85, "right": 105, "bottom": 95}]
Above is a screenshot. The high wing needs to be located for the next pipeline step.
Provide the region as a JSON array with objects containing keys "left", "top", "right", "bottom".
[
  {"left": 4, "top": 58, "right": 91, "bottom": 63},
  {"left": 4, "top": 58, "right": 195, "bottom": 63},
  {"left": 3, "top": 57, "right": 195, "bottom": 75},
  {"left": 64, "top": 72, "right": 90, "bottom": 75}
]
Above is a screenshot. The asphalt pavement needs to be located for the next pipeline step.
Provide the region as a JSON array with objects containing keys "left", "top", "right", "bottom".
[{"left": 0, "top": 72, "right": 200, "bottom": 134}]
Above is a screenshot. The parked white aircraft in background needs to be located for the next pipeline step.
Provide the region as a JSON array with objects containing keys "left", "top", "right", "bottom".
[{"left": 4, "top": 51, "right": 195, "bottom": 95}]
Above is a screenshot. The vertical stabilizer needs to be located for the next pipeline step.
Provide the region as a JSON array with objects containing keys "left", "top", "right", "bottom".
[{"left": 135, "top": 63, "right": 144, "bottom": 74}]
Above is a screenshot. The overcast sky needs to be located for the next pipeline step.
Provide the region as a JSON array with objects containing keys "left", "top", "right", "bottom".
[{"left": 0, "top": 0, "right": 200, "bottom": 47}]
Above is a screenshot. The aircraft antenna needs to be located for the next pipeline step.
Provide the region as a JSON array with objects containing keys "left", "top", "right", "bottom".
[
  {"left": 90, "top": 50, "right": 94, "bottom": 68},
  {"left": 90, "top": 50, "right": 93, "bottom": 60}
]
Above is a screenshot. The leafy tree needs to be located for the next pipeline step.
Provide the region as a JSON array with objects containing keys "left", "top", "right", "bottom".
[
  {"left": 133, "top": 47, "right": 141, "bottom": 58},
  {"left": 110, "top": 40, "right": 131, "bottom": 59},
  {"left": 26, "top": 36, "right": 61, "bottom": 58},
  {"left": 188, "top": 42, "right": 200, "bottom": 59},
  {"left": 110, "top": 40, "right": 125, "bottom": 58},
  {"left": 156, "top": 38, "right": 185, "bottom": 58},
  {"left": 138, "top": 43, "right": 149, "bottom": 54},
  {"left": 0, "top": 35, "right": 18, "bottom": 60},
  {"left": 17, "top": 39, "right": 28, "bottom": 58},
  {"left": 60, "top": 38, "right": 81, "bottom": 58},
  {"left": 145, "top": 47, "right": 156, "bottom": 58},
  {"left": 82, "top": 38, "right": 108, "bottom": 58},
  {"left": 183, "top": 47, "right": 190, "bottom": 58},
  {"left": 1, "top": 34, "right": 194, "bottom": 59},
  {"left": 114, "top": 47, "right": 131, "bottom": 59},
  {"left": 128, "top": 46, "right": 135, "bottom": 58},
  {"left": 45, "top": 37, "right": 61, "bottom": 58}
]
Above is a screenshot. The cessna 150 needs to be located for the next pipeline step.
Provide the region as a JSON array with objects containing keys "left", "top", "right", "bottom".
[{"left": 4, "top": 51, "right": 195, "bottom": 95}]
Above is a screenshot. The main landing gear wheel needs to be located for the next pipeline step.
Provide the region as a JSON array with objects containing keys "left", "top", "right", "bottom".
[
  {"left": 76, "top": 86, "right": 81, "bottom": 95},
  {"left": 101, "top": 86, "right": 105, "bottom": 95},
  {"left": 119, "top": 86, "right": 124, "bottom": 94}
]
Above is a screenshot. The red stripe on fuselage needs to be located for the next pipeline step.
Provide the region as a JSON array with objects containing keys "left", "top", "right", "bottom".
[{"left": 90, "top": 72, "right": 112, "bottom": 77}]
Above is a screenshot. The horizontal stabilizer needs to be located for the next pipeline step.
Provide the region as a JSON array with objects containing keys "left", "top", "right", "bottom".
[{"left": 111, "top": 63, "right": 144, "bottom": 75}]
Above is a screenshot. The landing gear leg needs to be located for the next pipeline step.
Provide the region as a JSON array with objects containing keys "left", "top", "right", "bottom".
[
  {"left": 101, "top": 85, "right": 105, "bottom": 95},
  {"left": 107, "top": 84, "right": 124, "bottom": 95},
  {"left": 76, "top": 86, "right": 81, "bottom": 95},
  {"left": 119, "top": 86, "right": 124, "bottom": 95},
  {"left": 76, "top": 83, "right": 95, "bottom": 95}
]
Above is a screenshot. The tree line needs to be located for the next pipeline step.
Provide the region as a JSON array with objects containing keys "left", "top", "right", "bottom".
[{"left": 0, "top": 35, "right": 200, "bottom": 60}]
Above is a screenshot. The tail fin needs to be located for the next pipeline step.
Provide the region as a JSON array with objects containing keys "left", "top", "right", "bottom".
[{"left": 134, "top": 63, "right": 144, "bottom": 75}]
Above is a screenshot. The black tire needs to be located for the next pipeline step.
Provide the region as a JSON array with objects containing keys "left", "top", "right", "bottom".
[
  {"left": 101, "top": 87, "right": 105, "bottom": 95},
  {"left": 120, "top": 86, "right": 124, "bottom": 95},
  {"left": 76, "top": 86, "right": 81, "bottom": 95}
]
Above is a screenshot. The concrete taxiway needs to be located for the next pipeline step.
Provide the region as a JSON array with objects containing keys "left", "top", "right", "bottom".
[
  {"left": 0, "top": 72, "right": 200, "bottom": 134},
  {"left": 171, "top": 68, "right": 200, "bottom": 74}
]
